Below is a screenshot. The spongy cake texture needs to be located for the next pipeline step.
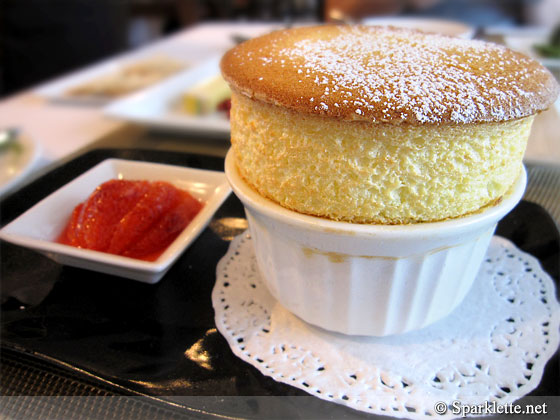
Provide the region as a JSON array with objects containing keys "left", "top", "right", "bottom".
[
  {"left": 231, "top": 93, "right": 532, "bottom": 224},
  {"left": 222, "top": 25, "right": 559, "bottom": 224}
]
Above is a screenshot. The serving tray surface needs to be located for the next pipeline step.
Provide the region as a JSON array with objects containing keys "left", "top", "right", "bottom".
[{"left": 1, "top": 149, "right": 558, "bottom": 419}]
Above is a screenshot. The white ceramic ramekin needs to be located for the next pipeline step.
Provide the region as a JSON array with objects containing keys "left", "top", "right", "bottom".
[{"left": 225, "top": 150, "right": 527, "bottom": 336}]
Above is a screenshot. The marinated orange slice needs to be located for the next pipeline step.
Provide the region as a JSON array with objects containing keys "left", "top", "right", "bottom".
[{"left": 57, "top": 179, "right": 203, "bottom": 261}]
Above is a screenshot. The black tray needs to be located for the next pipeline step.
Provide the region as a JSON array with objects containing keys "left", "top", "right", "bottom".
[{"left": 1, "top": 149, "right": 559, "bottom": 419}]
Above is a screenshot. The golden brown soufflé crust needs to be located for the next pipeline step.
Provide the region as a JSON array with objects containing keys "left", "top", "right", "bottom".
[
  {"left": 221, "top": 25, "right": 559, "bottom": 224},
  {"left": 221, "top": 25, "right": 558, "bottom": 125}
]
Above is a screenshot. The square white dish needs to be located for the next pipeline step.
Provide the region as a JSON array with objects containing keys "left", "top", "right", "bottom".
[
  {"left": 104, "top": 56, "right": 230, "bottom": 135},
  {"left": 0, "top": 158, "right": 231, "bottom": 283}
]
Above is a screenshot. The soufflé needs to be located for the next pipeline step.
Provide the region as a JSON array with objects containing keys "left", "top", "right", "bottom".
[{"left": 221, "top": 25, "right": 559, "bottom": 224}]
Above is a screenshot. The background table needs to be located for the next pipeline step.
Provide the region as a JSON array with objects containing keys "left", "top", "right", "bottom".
[{"left": 1, "top": 21, "right": 559, "bottom": 420}]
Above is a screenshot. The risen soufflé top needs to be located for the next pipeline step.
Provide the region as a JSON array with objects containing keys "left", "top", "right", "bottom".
[{"left": 221, "top": 25, "right": 559, "bottom": 125}]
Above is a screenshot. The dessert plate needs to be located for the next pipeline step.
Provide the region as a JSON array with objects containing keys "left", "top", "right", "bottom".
[
  {"left": 0, "top": 132, "right": 42, "bottom": 200},
  {"left": 0, "top": 158, "right": 231, "bottom": 283},
  {"left": 104, "top": 56, "right": 230, "bottom": 135},
  {"left": 362, "top": 17, "right": 475, "bottom": 38},
  {"left": 34, "top": 38, "right": 194, "bottom": 107}
]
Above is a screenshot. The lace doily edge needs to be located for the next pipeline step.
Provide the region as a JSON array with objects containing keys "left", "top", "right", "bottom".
[{"left": 212, "top": 232, "right": 560, "bottom": 419}]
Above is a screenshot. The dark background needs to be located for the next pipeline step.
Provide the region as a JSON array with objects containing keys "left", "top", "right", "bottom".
[{"left": 0, "top": 0, "right": 540, "bottom": 98}]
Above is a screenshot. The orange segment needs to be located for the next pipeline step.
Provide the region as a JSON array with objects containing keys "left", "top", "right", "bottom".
[
  {"left": 77, "top": 180, "right": 150, "bottom": 251},
  {"left": 107, "top": 181, "right": 181, "bottom": 255},
  {"left": 124, "top": 191, "right": 203, "bottom": 260},
  {"left": 57, "top": 179, "right": 203, "bottom": 262}
]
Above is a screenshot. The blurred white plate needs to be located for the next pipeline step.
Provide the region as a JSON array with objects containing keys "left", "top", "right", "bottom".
[
  {"left": 0, "top": 132, "right": 41, "bottom": 199},
  {"left": 104, "top": 56, "right": 230, "bottom": 135},
  {"left": 362, "top": 16, "right": 475, "bottom": 39},
  {"left": 34, "top": 50, "right": 192, "bottom": 107},
  {"left": 0, "top": 159, "right": 231, "bottom": 283}
]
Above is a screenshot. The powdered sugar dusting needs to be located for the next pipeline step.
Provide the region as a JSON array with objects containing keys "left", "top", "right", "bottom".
[
  {"left": 279, "top": 28, "right": 535, "bottom": 123},
  {"left": 222, "top": 25, "right": 559, "bottom": 124}
]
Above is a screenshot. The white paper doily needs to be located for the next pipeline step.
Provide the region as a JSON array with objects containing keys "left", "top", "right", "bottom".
[{"left": 212, "top": 232, "right": 560, "bottom": 419}]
